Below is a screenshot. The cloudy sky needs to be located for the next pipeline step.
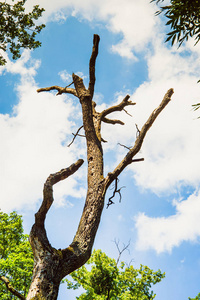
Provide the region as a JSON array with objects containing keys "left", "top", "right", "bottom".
[{"left": 1, "top": 0, "right": 200, "bottom": 299}]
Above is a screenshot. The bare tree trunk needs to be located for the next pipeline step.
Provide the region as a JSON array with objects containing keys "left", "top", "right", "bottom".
[{"left": 26, "top": 34, "right": 174, "bottom": 299}]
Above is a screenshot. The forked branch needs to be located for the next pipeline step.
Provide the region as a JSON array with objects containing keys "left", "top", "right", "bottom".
[
  {"left": 106, "top": 178, "right": 125, "bottom": 208},
  {"left": 100, "top": 95, "right": 136, "bottom": 119},
  {"left": 114, "top": 239, "right": 131, "bottom": 265}
]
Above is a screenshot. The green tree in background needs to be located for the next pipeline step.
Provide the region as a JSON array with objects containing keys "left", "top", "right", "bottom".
[
  {"left": 0, "top": 211, "right": 165, "bottom": 299},
  {"left": 189, "top": 293, "right": 200, "bottom": 300},
  {"left": 0, "top": 0, "right": 45, "bottom": 66},
  {"left": 64, "top": 249, "right": 165, "bottom": 300},
  {"left": 151, "top": 0, "right": 200, "bottom": 112},
  {"left": 151, "top": 0, "right": 200, "bottom": 47},
  {"left": 0, "top": 211, "right": 34, "bottom": 300}
]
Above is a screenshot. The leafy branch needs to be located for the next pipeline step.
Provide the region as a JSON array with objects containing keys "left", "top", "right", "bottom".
[{"left": 0, "top": 0, "right": 45, "bottom": 65}]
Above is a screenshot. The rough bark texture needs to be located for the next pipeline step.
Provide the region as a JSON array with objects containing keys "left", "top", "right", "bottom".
[{"left": 26, "top": 34, "right": 174, "bottom": 299}]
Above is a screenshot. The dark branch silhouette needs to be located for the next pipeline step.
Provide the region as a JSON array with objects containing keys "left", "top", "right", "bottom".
[
  {"left": 67, "top": 125, "right": 84, "bottom": 147},
  {"left": 107, "top": 178, "right": 125, "bottom": 208}
]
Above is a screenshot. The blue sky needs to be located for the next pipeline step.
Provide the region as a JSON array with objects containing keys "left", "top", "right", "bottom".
[{"left": 1, "top": 0, "right": 200, "bottom": 299}]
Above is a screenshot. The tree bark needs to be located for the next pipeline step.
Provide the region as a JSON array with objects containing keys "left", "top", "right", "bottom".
[{"left": 27, "top": 34, "right": 174, "bottom": 299}]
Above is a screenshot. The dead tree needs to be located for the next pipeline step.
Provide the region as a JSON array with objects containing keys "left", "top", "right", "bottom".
[{"left": 26, "top": 34, "right": 174, "bottom": 300}]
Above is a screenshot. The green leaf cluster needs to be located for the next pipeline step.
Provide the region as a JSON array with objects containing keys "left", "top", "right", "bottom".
[
  {"left": 0, "top": 0, "right": 45, "bottom": 65},
  {"left": 64, "top": 249, "right": 165, "bottom": 300},
  {"left": 0, "top": 211, "right": 34, "bottom": 299},
  {"left": 151, "top": 0, "right": 200, "bottom": 47},
  {"left": 189, "top": 292, "right": 200, "bottom": 300}
]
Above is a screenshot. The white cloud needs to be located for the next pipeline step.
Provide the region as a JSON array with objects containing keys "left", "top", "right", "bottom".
[
  {"left": 27, "top": 0, "right": 159, "bottom": 60},
  {"left": 59, "top": 70, "right": 72, "bottom": 82},
  {"left": 0, "top": 54, "right": 85, "bottom": 212},
  {"left": 59, "top": 70, "right": 87, "bottom": 84},
  {"left": 128, "top": 43, "right": 200, "bottom": 194},
  {"left": 111, "top": 41, "right": 137, "bottom": 60},
  {"left": 3, "top": 0, "right": 200, "bottom": 255},
  {"left": 0, "top": 50, "right": 41, "bottom": 78},
  {"left": 135, "top": 189, "right": 200, "bottom": 253}
]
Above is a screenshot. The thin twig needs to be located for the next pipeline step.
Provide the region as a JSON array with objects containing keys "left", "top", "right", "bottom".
[
  {"left": 65, "top": 81, "right": 74, "bottom": 88},
  {"left": 125, "top": 258, "right": 135, "bottom": 268},
  {"left": 118, "top": 143, "right": 131, "bottom": 150},
  {"left": 132, "top": 158, "right": 144, "bottom": 163},
  {"left": 67, "top": 125, "right": 84, "bottom": 147},
  {"left": 118, "top": 144, "right": 145, "bottom": 163},
  {"left": 113, "top": 239, "right": 131, "bottom": 265},
  {"left": 106, "top": 178, "right": 125, "bottom": 208},
  {"left": 123, "top": 108, "right": 133, "bottom": 117},
  {"left": 135, "top": 123, "right": 140, "bottom": 137}
]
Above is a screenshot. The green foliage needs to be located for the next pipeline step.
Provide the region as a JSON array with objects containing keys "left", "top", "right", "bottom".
[
  {"left": 64, "top": 249, "right": 165, "bottom": 300},
  {"left": 192, "top": 102, "right": 200, "bottom": 116},
  {"left": 151, "top": 0, "right": 200, "bottom": 47},
  {"left": 0, "top": 0, "right": 45, "bottom": 65},
  {"left": 189, "top": 292, "right": 200, "bottom": 300},
  {"left": 0, "top": 211, "right": 34, "bottom": 299},
  {"left": 152, "top": 0, "right": 200, "bottom": 114}
]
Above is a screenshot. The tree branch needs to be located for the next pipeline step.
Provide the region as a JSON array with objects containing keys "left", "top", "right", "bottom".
[
  {"left": 105, "top": 88, "right": 174, "bottom": 189},
  {"left": 37, "top": 85, "right": 78, "bottom": 97},
  {"left": 88, "top": 34, "right": 100, "bottom": 99},
  {"left": 100, "top": 95, "right": 136, "bottom": 120},
  {"left": 67, "top": 125, "right": 84, "bottom": 147},
  {"left": 102, "top": 117, "right": 125, "bottom": 125},
  {"left": 0, "top": 276, "right": 26, "bottom": 300},
  {"left": 114, "top": 239, "right": 130, "bottom": 265},
  {"left": 106, "top": 178, "right": 125, "bottom": 208},
  {"left": 29, "top": 158, "right": 84, "bottom": 270},
  {"left": 35, "top": 159, "right": 84, "bottom": 227}
]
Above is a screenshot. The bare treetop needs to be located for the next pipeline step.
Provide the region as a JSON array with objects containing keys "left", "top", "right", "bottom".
[{"left": 25, "top": 34, "right": 174, "bottom": 300}]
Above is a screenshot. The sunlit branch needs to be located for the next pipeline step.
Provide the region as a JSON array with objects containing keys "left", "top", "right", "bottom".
[
  {"left": 102, "top": 117, "right": 124, "bottom": 125},
  {"left": 100, "top": 95, "right": 136, "bottom": 120},
  {"left": 88, "top": 34, "right": 100, "bottom": 99},
  {"left": 35, "top": 159, "right": 84, "bottom": 228},
  {"left": 105, "top": 88, "right": 174, "bottom": 189},
  {"left": 37, "top": 85, "right": 78, "bottom": 97}
]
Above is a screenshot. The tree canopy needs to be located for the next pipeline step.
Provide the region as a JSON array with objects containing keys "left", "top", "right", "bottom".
[
  {"left": 0, "top": 211, "right": 34, "bottom": 300},
  {"left": 0, "top": 0, "right": 45, "bottom": 66},
  {"left": 64, "top": 249, "right": 165, "bottom": 300},
  {"left": 189, "top": 293, "right": 200, "bottom": 300},
  {"left": 151, "top": 0, "right": 200, "bottom": 47}
]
